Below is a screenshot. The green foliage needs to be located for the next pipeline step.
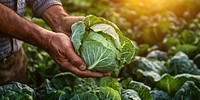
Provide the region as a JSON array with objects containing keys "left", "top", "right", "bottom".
[
  {"left": 167, "top": 52, "right": 200, "bottom": 75},
  {"left": 151, "top": 89, "right": 172, "bottom": 100},
  {"left": 95, "top": 87, "right": 121, "bottom": 100},
  {"left": 127, "top": 81, "right": 153, "bottom": 100},
  {"left": 70, "top": 93, "right": 99, "bottom": 100},
  {"left": 174, "top": 81, "right": 200, "bottom": 100},
  {"left": 0, "top": 82, "right": 36, "bottom": 100},
  {"left": 155, "top": 74, "right": 200, "bottom": 95},
  {"left": 23, "top": 44, "right": 61, "bottom": 87},
  {"left": 194, "top": 54, "right": 200, "bottom": 68},
  {"left": 146, "top": 50, "right": 168, "bottom": 61},
  {"left": 21, "top": 0, "right": 200, "bottom": 99},
  {"left": 121, "top": 89, "right": 141, "bottom": 100},
  {"left": 96, "top": 77, "right": 122, "bottom": 93}
]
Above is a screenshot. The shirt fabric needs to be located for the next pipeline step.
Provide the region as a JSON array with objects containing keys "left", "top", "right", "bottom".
[{"left": 0, "top": 0, "right": 62, "bottom": 59}]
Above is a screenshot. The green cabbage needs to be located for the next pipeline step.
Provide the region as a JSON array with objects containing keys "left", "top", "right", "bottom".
[{"left": 71, "top": 15, "right": 135, "bottom": 72}]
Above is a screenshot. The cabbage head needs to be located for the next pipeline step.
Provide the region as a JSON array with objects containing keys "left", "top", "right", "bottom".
[{"left": 71, "top": 15, "right": 135, "bottom": 72}]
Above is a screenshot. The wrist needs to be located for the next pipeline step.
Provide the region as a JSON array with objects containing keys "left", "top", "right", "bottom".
[
  {"left": 42, "top": 5, "right": 68, "bottom": 33},
  {"left": 39, "top": 30, "right": 56, "bottom": 52}
]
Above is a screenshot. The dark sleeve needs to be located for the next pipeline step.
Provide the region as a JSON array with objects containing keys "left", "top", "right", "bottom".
[{"left": 26, "top": 0, "right": 62, "bottom": 18}]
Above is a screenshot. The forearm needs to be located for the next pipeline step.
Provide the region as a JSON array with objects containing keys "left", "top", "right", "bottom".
[
  {"left": 0, "top": 3, "right": 51, "bottom": 50},
  {"left": 42, "top": 5, "right": 68, "bottom": 33}
]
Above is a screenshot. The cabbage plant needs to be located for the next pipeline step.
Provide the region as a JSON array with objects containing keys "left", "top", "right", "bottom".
[{"left": 71, "top": 15, "right": 135, "bottom": 72}]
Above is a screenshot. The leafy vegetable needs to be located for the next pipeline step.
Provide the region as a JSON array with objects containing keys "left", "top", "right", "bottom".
[
  {"left": 194, "top": 54, "right": 200, "bottom": 69},
  {"left": 150, "top": 89, "right": 172, "bottom": 100},
  {"left": 155, "top": 73, "right": 200, "bottom": 95},
  {"left": 169, "top": 44, "right": 199, "bottom": 58},
  {"left": 146, "top": 50, "right": 168, "bottom": 61},
  {"left": 121, "top": 89, "right": 141, "bottom": 100},
  {"left": 0, "top": 82, "right": 36, "bottom": 100},
  {"left": 74, "top": 78, "right": 98, "bottom": 93},
  {"left": 127, "top": 81, "right": 153, "bottom": 100},
  {"left": 174, "top": 81, "right": 200, "bottom": 100},
  {"left": 167, "top": 52, "right": 200, "bottom": 75},
  {"left": 71, "top": 15, "right": 135, "bottom": 72},
  {"left": 95, "top": 86, "right": 121, "bottom": 100},
  {"left": 70, "top": 92, "right": 99, "bottom": 100},
  {"left": 96, "top": 77, "right": 122, "bottom": 93},
  {"left": 119, "top": 56, "right": 166, "bottom": 82}
]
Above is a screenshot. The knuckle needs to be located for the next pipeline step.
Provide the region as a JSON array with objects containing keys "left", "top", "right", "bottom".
[{"left": 71, "top": 59, "right": 82, "bottom": 65}]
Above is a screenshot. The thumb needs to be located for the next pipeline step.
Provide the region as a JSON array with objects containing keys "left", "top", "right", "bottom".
[{"left": 65, "top": 44, "right": 87, "bottom": 70}]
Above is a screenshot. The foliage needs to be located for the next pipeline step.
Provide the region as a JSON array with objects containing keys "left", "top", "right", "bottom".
[
  {"left": 174, "top": 81, "right": 200, "bottom": 100},
  {"left": 121, "top": 89, "right": 141, "bottom": 100},
  {"left": 17, "top": 0, "right": 200, "bottom": 99},
  {"left": 167, "top": 52, "right": 200, "bottom": 75},
  {"left": 0, "top": 82, "right": 36, "bottom": 100}
]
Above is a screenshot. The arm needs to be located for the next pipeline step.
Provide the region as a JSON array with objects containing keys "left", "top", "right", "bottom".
[
  {"left": 0, "top": 3, "right": 48, "bottom": 50},
  {"left": 0, "top": 3, "right": 109, "bottom": 77},
  {"left": 25, "top": 0, "right": 82, "bottom": 36}
]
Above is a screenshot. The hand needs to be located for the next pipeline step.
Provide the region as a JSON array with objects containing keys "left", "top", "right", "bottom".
[
  {"left": 42, "top": 5, "right": 84, "bottom": 36},
  {"left": 45, "top": 32, "right": 110, "bottom": 77},
  {"left": 55, "top": 16, "right": 84, "bottom": 36}
]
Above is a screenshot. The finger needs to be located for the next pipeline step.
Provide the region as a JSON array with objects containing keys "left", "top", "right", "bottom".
[
  {"left": 102, "top": 72, "right": 111, "bottom": 76},
  {"left": 67, "top": 16, "right": 85, "bottom": 26},
  {"left": 61, "top": 62, "right": 105, "bottom": 78},
  {"left": 71, "top": 16, "right": 85, "bottom": 21},
  {"left": 64, "top": 42, "right": 86, "bottom": 70}
]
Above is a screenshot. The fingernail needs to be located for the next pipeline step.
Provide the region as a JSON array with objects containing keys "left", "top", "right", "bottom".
[
  {"left": 79, "top": 65, "right": 86, "bottom": 70},
  {"left": 104, "top": 73, "right": 111, "bottom": 76}
]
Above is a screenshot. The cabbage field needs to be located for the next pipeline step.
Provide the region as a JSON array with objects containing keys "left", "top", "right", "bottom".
[{"left": 1, "top": 0, "right": 200, "bottom": 99}]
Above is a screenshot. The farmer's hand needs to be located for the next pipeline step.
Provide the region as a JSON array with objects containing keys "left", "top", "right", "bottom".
[
  {"left": 46, "top": 32, "right": 110, "bottom": 77},
  {"left": 42, "top": 5, "right": 84, "bottom": 36},
  {"left": 54, "top": 16, "right": 84, "bottom": 36}
]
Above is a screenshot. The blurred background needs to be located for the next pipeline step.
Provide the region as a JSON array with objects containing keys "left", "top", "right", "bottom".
[{"left": 23, "top": 0, "right": 200, "bottom": 86}]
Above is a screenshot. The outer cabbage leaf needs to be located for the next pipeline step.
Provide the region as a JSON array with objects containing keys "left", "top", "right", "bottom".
[
  {"left": 70, "top": 92, "right": 99, "bottom": 100},
  {"left": 119, "top": 56, "right": 166, "bottom": 80},
  {"left": 80, "top": 40, "right": 118, "bottom": 72},
  {"left": 146, "top": 50, "right": 168, "bottom": 61},
  {"left": 169, "top": 44, "right": 199, "bottom": 58},
  {"left": 41, "top": 90, "right": 66, "bottom": 100},
  {"left": 134, "top": 69, "right": 161, "bottom": 84},
  {"left": 194, "top": 54, "right": 200, "bottom": 69},
  {"left": 155, "top": 73, "right": 200, "bottom": 95},
  {"left": 71, "top": 22, "right": 86, "bottom": 55},
  {"left": 120, "top": 36, "right": 135, "bottom": 65},
  {"left": 0, "top": 82, "right": 36, "bottom": 100},
  {"left": 121, "top": 89, "right": 141, "bottom": 100},
  {"left": 39, "top": 79, "right": 72, "bottom": 99},
  {"left": 96, "top": 77, "right": 122, "bottom": 93},
  {"left": 174, "top": 81, "right": 200, "bottom": 100},
  {"left": 90, "top": 23, "right": 121, "bottom": 49},
  {"left": 150, "top": 89, "right": 172, "bottom": 100},
  {"left": 74, "top": 78, "right": 98, "bottom": 93},
  {"left": 83, "top": 15, "right": 123, "bottom": 36},
  {"left": 167, "top": 52, "right": 200, "bottom": 75},
  {"left": 95, "top": 86, "right": 121, "bottom": 100},
  {"left": 127, "top": 81, "right": 153, "bottom": 100},
  {"left": 51, "top": 72, "right": 78, "bottom": 90}
]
